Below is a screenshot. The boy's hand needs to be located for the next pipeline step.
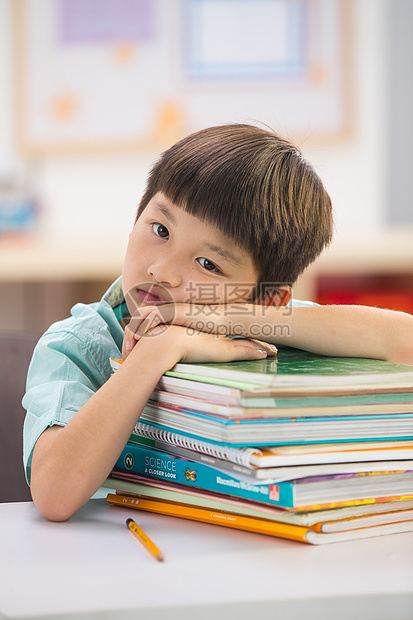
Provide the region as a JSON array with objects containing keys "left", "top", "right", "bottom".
[
  {"left": 125, "top": 323, "right": 277, "bottom": 366},
  {"left": 122, "top": 302, "right": 275, "bottom": 359}
]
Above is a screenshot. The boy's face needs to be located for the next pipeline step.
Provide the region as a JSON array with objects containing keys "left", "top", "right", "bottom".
[{"left": 122, "top": 192, "right": 259, "bottom": 316}]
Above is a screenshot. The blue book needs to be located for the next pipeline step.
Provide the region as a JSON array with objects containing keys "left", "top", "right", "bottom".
[
  {"left": 114, "top": 442, "right": 413, "bottom": 510},
  {"left": 139, "top": 401, "right": 413, "bottom": 446}
]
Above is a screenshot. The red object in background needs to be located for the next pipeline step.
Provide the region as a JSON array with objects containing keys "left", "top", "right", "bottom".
[{"left": 316, "top": 274, "right": 413, "bottom": 315}]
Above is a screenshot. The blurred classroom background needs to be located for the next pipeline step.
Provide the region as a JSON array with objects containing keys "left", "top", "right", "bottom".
[{"left": 0, "top": 0, "right": 412, "bottom": 335}]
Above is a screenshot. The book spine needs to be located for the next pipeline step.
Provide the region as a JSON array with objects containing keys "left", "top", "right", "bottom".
[
  {"left": 133, "top": 422, "right": 262, "bottom": 466},
  {"left": 115, "top": 442, "right": 296, "bottom": 509}
]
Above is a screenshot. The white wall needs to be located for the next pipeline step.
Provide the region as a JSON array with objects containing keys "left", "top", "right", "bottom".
[
  {"left": 0, "top": 0, "right": 20, "bottom": 175},
  {"left": 0, "top": 0, "right": 391, "bottom": 247},
  {"left": 304, "top": 0, "right": 389, "bottom": 242}
]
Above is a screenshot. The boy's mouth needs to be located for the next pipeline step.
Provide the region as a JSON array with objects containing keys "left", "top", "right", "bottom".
[{"left": 135, "top": 287, "right": 166, "bottom": 306}]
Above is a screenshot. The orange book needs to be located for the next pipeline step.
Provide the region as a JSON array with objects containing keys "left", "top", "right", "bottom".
[
  {"left": 106, "top": 493, "right": 413, "bottom": 544},
  {"left": 107, "top": 493, "right": 310, "bottom": 542}
]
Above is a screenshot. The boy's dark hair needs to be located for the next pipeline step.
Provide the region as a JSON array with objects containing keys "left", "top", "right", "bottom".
[{"left": 136, "top": 123, "right": 333, "bottom": 297}]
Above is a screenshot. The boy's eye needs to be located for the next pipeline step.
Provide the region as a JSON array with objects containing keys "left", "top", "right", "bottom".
[
  {"left": 152, "top": 222, "right": 169, "bottom": 238},
  {"left": 197, "top": 257, "right": 221, "bottom": 273}
]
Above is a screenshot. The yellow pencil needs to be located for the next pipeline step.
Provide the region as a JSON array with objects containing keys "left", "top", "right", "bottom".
[{"left": 126, "top": 517, "right": 165, "bottom": 562}]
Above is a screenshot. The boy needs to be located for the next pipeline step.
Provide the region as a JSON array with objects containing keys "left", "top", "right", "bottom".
[{"left": 23, "top": 124, "right": 413, "bottom": 522}]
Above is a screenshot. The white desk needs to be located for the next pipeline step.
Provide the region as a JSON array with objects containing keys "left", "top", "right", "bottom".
[{"left": 1, "top": 499, "right": 413, "bottom": 620}]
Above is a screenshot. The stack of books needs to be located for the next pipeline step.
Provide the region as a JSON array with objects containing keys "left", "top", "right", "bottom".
[{"left": 105, "top": 347, "right": 413, "bottom": 544}]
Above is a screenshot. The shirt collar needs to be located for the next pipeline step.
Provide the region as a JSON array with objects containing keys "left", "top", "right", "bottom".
[{"left": 103, "top": 276, "right": 130, "bottom": 328}]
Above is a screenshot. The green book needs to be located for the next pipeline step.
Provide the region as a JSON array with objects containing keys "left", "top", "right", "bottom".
[{"left": 165, "top": 347, "right": 413, "bottom": 396}]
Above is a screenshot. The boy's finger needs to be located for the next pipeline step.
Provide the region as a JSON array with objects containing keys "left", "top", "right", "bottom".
[
  {"left": 232, "top": 339, "right": 277, "bottom": 356},
  {"left": 134, "top": 315, "right": 158, "bottom": 339},
  {"left": 126, "top": 310, "right": 148, "bottom": 336},
  {"left": 122, "top": 327, "right": 137, "bottom": 359},
  {"left": 126, "top": 304, "right": 161, "bottom": 338},
  {"left": 247, "top": 339, "right": 278, "bottom": 356},
  {"left": 230, "top": 345, "right": 268, "bottom": 360},
  {"left": 135, "top": 309, "right": 169, "bottom": 338}
]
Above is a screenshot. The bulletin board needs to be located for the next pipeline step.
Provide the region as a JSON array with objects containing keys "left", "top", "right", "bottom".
[{"left": 14, "top": 0, "right": 354, "bottom": 155}]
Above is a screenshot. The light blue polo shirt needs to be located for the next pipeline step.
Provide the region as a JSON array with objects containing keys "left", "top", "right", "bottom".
[
  {"left": 22, "top": 278, "right": 126, "bottom": 484},
  {"left": 22, "top": 277, "right": 315, "bottom": 484}
]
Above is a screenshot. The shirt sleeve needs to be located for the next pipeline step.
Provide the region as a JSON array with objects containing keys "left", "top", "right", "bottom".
[
  {"left": 22, "top": 327, "right": 111, "bottom": 485},
  {"left": 288, "top": 298, "right": 318, "bottom": 307}
]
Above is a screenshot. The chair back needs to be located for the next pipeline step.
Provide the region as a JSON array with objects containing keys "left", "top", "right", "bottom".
[{"left": 0, "top": 331, "right": 39, "bottom": 502}]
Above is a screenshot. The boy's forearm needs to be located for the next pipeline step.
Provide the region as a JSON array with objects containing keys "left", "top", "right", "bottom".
[
  {"left": 30, "top": 337, "right": 178, "bottom": 521},
  {"left": 160, "top": 302, "right": 413, "bottom": 364},
  {"left": 248, "top": 304, "right": 413, "bottom": 364}
]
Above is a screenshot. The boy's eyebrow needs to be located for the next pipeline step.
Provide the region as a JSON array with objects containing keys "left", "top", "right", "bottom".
[
  {"left": 153, "top": 203, "right": 177, "bottom": 224},
  {"left": 204, "top": 242, "right": 240, "bottom": 266}
]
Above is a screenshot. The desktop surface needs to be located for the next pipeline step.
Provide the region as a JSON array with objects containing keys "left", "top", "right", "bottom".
[{"left": 1, "top": 499, "right": 413, "bottom": 620}]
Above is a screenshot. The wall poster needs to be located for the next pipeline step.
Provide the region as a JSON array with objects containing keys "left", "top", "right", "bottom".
[{"left": 14, "top": 0, "right": 354, "bottom": 154}]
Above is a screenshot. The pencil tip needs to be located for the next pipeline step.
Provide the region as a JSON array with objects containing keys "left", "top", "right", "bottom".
[{"left": 126, "top": 518, "right": 133, "bottom": 526}]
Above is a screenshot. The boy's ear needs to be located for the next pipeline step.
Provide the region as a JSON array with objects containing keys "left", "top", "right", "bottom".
[{"left": 259, "top": 285, "right": 292, "bottom": 307}]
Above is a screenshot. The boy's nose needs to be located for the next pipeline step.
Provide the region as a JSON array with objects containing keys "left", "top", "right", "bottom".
[{"left": 147, "top": 260, "right": 182, "bottom": 288}]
